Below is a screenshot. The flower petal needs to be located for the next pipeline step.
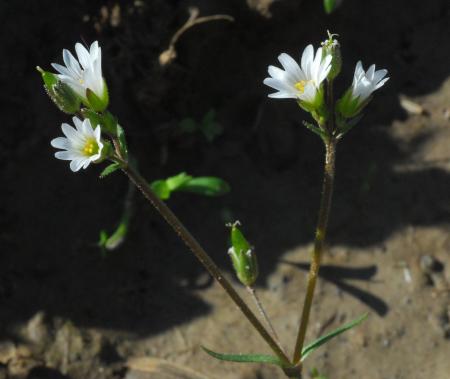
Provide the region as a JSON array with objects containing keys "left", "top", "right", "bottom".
[
  {"left": 50, "top": 137, "right": 69, "bottom": 150},
  {"left": 278, "top": 53, "right": 303, "bottom": 81},
  {"left": 75, "top": 43, "right": 92, "bottom": 70},
  {"left": 70, "top": 158, "right": 86, "bottom": 172}
]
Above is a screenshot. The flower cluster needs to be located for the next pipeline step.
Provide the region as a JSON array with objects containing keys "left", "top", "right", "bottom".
[
  {"left": 38, "top": 40, "right": 117, "bottom": 172},
  {"left": 263, "top": 34, "right": 388, "bottom": 138}
]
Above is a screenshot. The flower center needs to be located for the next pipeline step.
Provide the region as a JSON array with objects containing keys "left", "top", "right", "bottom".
[
  {"left": 83, "top": 138, "right": 99, "bottom": 156},
  {"left": 294, "top": 80, "right": 308, "bottom": 94}
]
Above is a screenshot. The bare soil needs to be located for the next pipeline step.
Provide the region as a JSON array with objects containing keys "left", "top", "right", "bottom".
[{"left": 0, "top": 0, "right": 449, "bottom": 378}]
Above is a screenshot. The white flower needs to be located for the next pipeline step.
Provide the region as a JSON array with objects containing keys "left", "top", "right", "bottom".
[
  {"left": 51, "top": 117, "right": 104, "bottom": 172},
  {"left": 263, "top": 44, "right": 332, "bottom": 104},
  {"left": 350, "top": 61, "right": 389, "bottom": 103},
  {"left": 51, "top": 41, "right": 105, "bottom": 103}
]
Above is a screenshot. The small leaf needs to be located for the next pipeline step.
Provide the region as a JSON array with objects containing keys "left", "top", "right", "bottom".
[
  {"left": 301, "top": 313, "right": 368, "bottom": 362},
  {"left": 150, "top": 180, "right": 171, "bottom": 200},
  {"left": 178, "top": 177, "right": 230, "bottom": 197},
  {"left": 323, "top": 0, "right": 336, "bottom": 14},
  {"left": 166, "top": 172, "right": 192, "bottom": 191},
  {"left": 117, "top": 124, "right": 128, "bottom": 159},
  {"left": 100, "top": 163, "right": 121, "bottom": 178},
  {"left": 202, "top": 346, "right": 286, "bottom": 368},
  {"left": 98, "top": 218, "right": 129, "bottom": 253}
]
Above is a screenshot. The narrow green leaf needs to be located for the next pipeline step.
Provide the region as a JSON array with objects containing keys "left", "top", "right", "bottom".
[
  {"left": 150, "top": 180, "right": 171, "bottom": 200},
  {"left": 166, "top": 172, "right": 192, "bottom": 191},
  {"left": 179, "top": 177, "right": 230, "bottom": 197},
  {"left": 323, "top": 0, "right": 336, "bottom": 14},
  {"left": 100, "top": 163, "right": 121, "bottom": 178},
  {"left": 117, "top": 124, "right": 128, "bottom": 159},
  {"left": 202, "top": 346, "right": 286, "bottom": 367},
  {"left": 302, "top": 121, "right": 328, "bottom": 142},
  {"left": 301, "top": 313, "right": 368, "bottom": 362}
]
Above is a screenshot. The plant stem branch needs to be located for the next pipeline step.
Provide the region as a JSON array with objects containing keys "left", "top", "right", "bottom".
[
  {"left": 120, "top": 160, "right": 291, "bottom": 367},
  {"left": 292, "top": 138, "right": 337, "bottom": 364},
  {"left": 246, "top": 286, "right": 281, "bottom": 348}
]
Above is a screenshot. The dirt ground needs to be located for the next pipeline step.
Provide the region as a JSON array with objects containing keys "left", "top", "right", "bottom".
[{"left": 0, "top": 0, "right": 449, "bottom": 378}]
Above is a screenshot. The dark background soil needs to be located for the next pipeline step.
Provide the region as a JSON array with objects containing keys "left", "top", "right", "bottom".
[{"left": 0, "top": 1, "right": 449, "bottom": 378}]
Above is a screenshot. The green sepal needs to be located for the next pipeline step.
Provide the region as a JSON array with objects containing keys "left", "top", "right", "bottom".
[
  {"left": 229, "top": 224, "right": 258, "bottom": 286},
  {"left": 37, "top": 66, "right": 58, "bottom": 88},
  {"left": 323, "top": 0, "right": 336, "bottom": 14},
  {"left": 336, "top": 113, "right": 364, "bottom": 139},
  {"left": 86, "top": 81, "right": 109, "bottom": 112},
  {"left": 99, "top": 162, "right": 121, "bottom": 178},
  {"left": 37, "top": 67, "right": 81, "bottom": 114},
  {"left": 336, "top": 89, "right": 371, "bottom": 119},
  {"left": 117, "top": 124, "right": 128, "bottom": 159},
  {"left": 81, "top": 109, "right": 118, "bottom": 135},
  {"left": 202, "top": 346, "right": 288, "bottom": 368},
  {"left": 300, "top": 313, "right": 368, "bottom": 362},
  {"left": 231, "top": 224, "right": 251, "bottom": 255},
  {"left": 102, "top": 111, "right": 119, "bottom": 135},
  {"left": 321, "top": 32, "right": 342, "bottom": 80},
  {"left": 302, "top": 121, "right": 328, "bottom": 143}
]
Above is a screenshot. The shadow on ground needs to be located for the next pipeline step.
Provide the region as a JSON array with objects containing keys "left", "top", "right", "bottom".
[{"left": 0, "top": 0, "right": 449, "bottom": 338}]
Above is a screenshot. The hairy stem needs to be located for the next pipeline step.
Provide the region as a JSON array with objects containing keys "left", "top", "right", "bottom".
[
  {"left": 292, "top": 139, "right": 337, "bottom": 364},
  {"left": 120, "top": 161, "right": 291, "bottom": 367}
]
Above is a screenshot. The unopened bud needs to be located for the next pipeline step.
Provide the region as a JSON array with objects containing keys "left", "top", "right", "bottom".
[
  {"left": 37, "top": 67, "right": 81, "bottom": 114},
  {"left": 321, "top": 32, "right": 342, "bottom": 81},
  {"left": 227, "top": 222, "right": 258, "bottom": 287}
]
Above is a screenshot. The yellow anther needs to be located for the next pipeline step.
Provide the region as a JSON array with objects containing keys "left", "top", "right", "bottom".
[
  {"left": 295, "top": 80, "right": 308, "bottom": 94},
  {"left": 83, "top": 139, "right": 99, "bottom": 156}
]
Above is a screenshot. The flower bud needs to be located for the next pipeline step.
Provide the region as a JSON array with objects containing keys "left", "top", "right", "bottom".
[
  {"left": 37, "top": 67, "right": 81, "bottom": 114},
  {"left": 228, "top": 223, "right": 258, "bottom": 287},
  {"left": 321, "top": 32, "right": 342, "bottom": 81}
]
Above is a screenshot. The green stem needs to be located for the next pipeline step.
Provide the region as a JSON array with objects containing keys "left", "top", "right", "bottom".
[
  {"left": 119, "top": 159, "right": 292, "bottom": 367},
  {"left": 292, "top": 138, "right": 337, "bottom": 364}
]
